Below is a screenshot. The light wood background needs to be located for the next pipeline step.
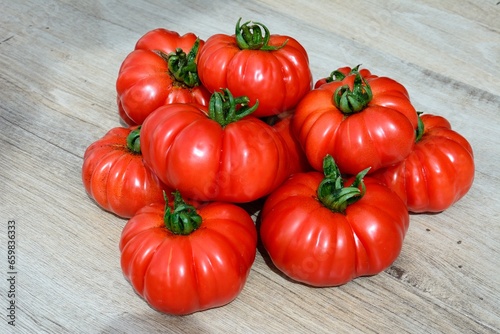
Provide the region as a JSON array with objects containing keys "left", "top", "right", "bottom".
[{"left": 1, "top": 1, "right": 499, "bottom": 333}]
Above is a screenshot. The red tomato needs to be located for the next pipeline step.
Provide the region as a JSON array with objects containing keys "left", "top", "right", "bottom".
[
  {"left": 268, "top": 111, "right": 312, "bottom": 176},
  {"left": 372, "top": 113, "right": 475, "bottom": 213},
  {"left": 197, "top": 18, "right": 313, "bottom": 117},
  {"left": 260, "top": 155, "right": 409, "bottom": 287},
  {"left": 119, "top": 192, "right": 257, "bottom": 315},
  {"left": 140, "top": 89, "right": 290, "bottom": 203},
  {"left": 292, "top": 66, "right": 418, "bottom": 175},
  {"left": 116, "top": 28, "right": 211, "bottom": 126},
  {"left": 82, "top": 126, "right": 169, "bottom": 218}
]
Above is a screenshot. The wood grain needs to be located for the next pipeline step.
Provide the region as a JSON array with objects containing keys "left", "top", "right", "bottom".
[{"left": 1, "top": 0, "right": 499, "bottom": 333}]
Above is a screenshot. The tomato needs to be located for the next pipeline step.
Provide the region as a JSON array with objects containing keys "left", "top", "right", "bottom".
[
  {"left": 267, "top": 111, "right": 312, "bottom": 176},
  {"left": 197, "top": 18, "right": 313, "bottom": 117},
  {"left": 116, "top": 28, "right": 211, "bottom": 126},
  {"left": 82, "top": 126, "right": 169, "bottom": 218},
  {"left": 314, "top": 65, "right": 374, "bottom": 88},
  {"left": 371, "top": 113, "right": 475, "bottom": 212},
  {"left": 119, "top": 191, "right": 257, "bottom": 315},
  {"left": 260, "top": 155, "right": 409, "bottom": 287},
  {"left": 292, "top": 65, "right": 418, "bottom": 175},
  {"left": 140, "top": 89, "right": 290, "bottom": 203}
]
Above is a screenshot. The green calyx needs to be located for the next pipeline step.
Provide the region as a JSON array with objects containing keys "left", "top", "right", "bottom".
[
  {"left": 235, "top": 17, "right": 287, "bottom": 51},
  {"left": 126, "top": 126, "right": 141, "bottom": 154},
  {"left": 158, "top": 38, "right": 201, "bottom": 88},
  {"left": 324, "top": 64, "right": 362, "bottom": 83},
  {"left": 415, "top": 112, "right": 425, "bottom": 142},
  {"left": 317, "top": 155, "right": 370, "bottom": 214},
  {"left": 164, "top": 191, "right": 202, "bottom": 235},
  {"left": 333, "top": 67, "right": 373, "bottom": 114},
  {"left": 324, "top": 70, "right": 347, "bottom": 83},
  {"left": 208, "top": 88, "right": 259, "bottom": 127}
]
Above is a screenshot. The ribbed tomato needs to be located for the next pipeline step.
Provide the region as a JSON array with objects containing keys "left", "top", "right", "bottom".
[
  {"left": 372, "top": 113, "right": 475, "bottom": 212},
  {"left": 293, "top": 66, "right": 418, "bottom": 175},
  {"left": 116, "top": 28, "right": 210, "bottom": 126},
  {"left": 140, "top": 89, "right": 290, "bottom": 203},
  {"left": 260, "top": 155, "right": 409, "bottom": 287},
  {"left": 119, "top": 192, "right": 257, "bottom": 315},
  {"left": 197, "top": 18, "right": 312, "bottom": 117},
  {"left": 82, "top": 126, "right": 168, "bottom": 218}
]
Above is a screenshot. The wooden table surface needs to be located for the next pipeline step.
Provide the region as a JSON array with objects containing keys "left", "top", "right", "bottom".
[{"left": 1, "top": 1, "right": 499, "bottom": 333}]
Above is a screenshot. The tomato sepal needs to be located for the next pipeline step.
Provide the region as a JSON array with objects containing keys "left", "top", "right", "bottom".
[
  {"left": 235, "top": 18, "right": 288, "bottom": 51},
  {"left": 163, "top": 191, "right": 202, "bottom": 235},
  {"left": 208, "top": 88, "right": 259, "bottom": 127},
  {"left": 317, "top": 155, "right": 370, "bottom": 213}
]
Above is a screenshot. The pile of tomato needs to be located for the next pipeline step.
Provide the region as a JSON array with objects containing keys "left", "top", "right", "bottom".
[{"left": 81, "top": 18, "right": 475, "bottom": 315}]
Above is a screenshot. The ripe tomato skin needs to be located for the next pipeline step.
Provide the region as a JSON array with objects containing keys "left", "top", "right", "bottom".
[
  {"left": 81, "top": 126, "right": 168, "bottom": 218},
  {"left": 260, "top": 171, "right": 409, "bottom": 287},
  {"left": 140, "top": 102, "right": 290, "bottom": 203},
  {"left": 292, "top": 67, "right": 418, "bottom": 175},
  {"left": 116, "top": 28, "right": 210, "bottom": 126},
  {"left": 119, "top": 201, "right": 257, "bottom": 315},
  {"left": 372, "top": 114, "right": 475, "bottom": 213},
  {"left": 271, "top": 111, "right": 312, "bottom": 176},
  {"left": 197, "top": 21, "right": 313, "bottom": 118}
]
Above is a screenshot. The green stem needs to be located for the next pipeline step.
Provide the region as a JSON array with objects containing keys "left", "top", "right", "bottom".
[
  {"left": 235, "top": 18, "right": 287, "bottom": 51},
  {"left": 126, "top": 126, "right": 141, "bottom": 154},
  {"left": 317, "top": 155, "right": 370, "bottom": 213},
  {"left": 157, "top": 38, "right": 201, "bottom": 87},
  {"left": 208, "top": 89, "right": 259, "bottom": 127},
  {"left": 333, "top": 68, "right": 372, "bottom": 114},
  {"left": 164, "top": 191, "right": 202, "bottom": 235}
]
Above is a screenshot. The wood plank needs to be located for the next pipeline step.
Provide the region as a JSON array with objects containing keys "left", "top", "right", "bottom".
[{"left": 1, "top": 0, "right": 499, "bottom": 333}]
